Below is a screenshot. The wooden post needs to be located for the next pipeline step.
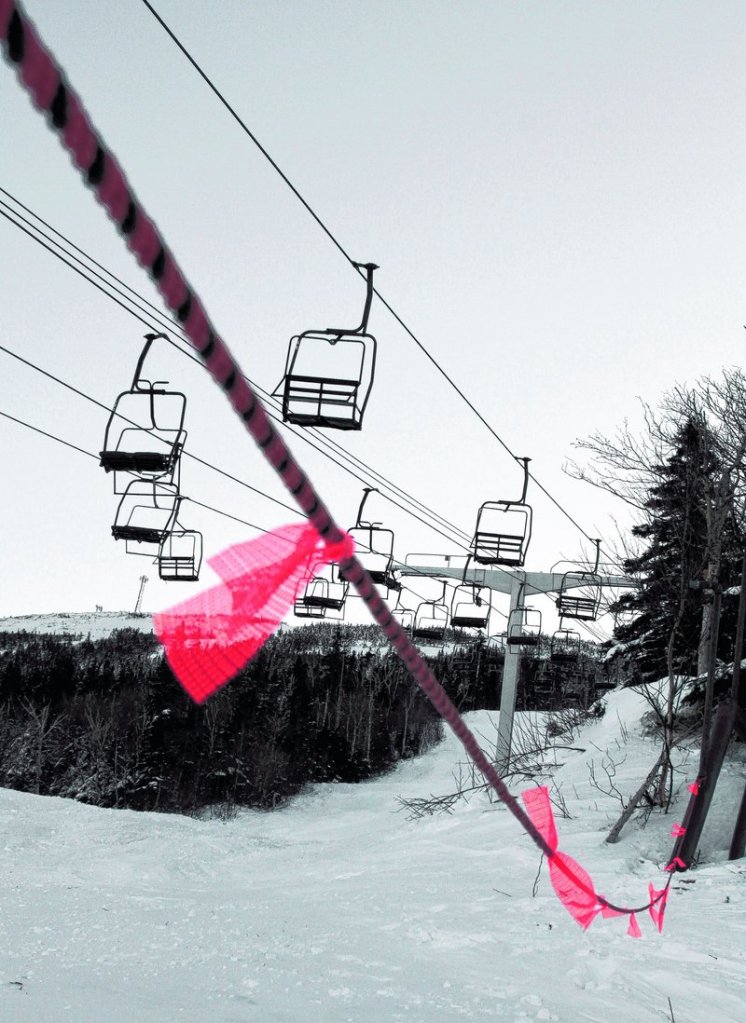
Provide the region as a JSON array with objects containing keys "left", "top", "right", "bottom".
[
  {"left": 730, "top": 551, "right": 746, "bottom": 705},
  {"left": 728, "top": 706, "right": 746, "bottom": 860},
  {"left": 672, "top": 699, "right": 736, "bottom": 868},
  {"left": 699, "top": 586, "right": 722, "bottom": 770},
  {"left": 730, "top": 788, "right": 746, "bottom": 861}
]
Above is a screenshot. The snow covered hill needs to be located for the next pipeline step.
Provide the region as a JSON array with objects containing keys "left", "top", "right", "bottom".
[
  {"left": 0, "top": 612, "right": 154, "bottom": 639},
  {"left": 0, "top": 690, "right": 744, "bottom": 1022}
]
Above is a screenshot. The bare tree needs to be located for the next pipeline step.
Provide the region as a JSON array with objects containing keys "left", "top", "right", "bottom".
[{"left": 568, "top": 369, "right": 746, "bottom": 818}]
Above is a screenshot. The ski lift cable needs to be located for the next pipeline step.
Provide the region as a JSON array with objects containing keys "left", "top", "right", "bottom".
[
  {"left": 1, "top": 344, "right": 610, "bottom": 618},
  {"left": 3, "top": 376, "right": 611, "bottom": 631},
  {"left": 0, "top": 220, "right": 469, "bottom": 552},
  {"left": 6, "top": 13, "right": 669, "bottom": 922},
  {"left": 0, "top": 186, "right": 471, "bottom": 543},
  {"left": 0, "top": 193, "right": 471, "bottom": 548},
  {"left": 0, "top": 335, "right": 476, "bottom": 581},
  {"left": 1, "top": 340, "right": 507, "bottom": 622},
  {"left": 0, "top": 408, "right": 98, "bottom": 462},
  {"left": 0, "top": 369, "right": 610, "bottom": 633},
  {"left": 0, "top": 130, "right": 618, "bottom": 621},
  {"left": 0, "top": 328, "right": 470, "bottom": 553},
  {"left": 139, "top": 0, "right": 610, "bottom": 557},
  {"left": 0, "top": 406, "right": 285, "bottom": 539},
  {"left": 0, "top": 348, "right": 478, "bottom": 600},
  {"left": 0, "top": 339, "right": 301, "bottom": 518}
]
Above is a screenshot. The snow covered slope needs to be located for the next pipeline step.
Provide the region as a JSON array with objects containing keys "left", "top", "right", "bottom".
[
  {"left": 0, "top": 692, "right": 744, "bottom": 1022},
  {"left": 0, "top": 612, "right": 154, "bottom": 638}
]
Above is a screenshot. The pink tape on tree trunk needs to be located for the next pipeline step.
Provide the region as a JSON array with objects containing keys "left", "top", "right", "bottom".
[{"left": 154, "top": 524, "right": 353, "bottom": 703}]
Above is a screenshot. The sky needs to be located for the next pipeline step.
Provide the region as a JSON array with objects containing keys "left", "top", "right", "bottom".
[{"left": 3, "top": 0, "right": 746, "bottom": 635}]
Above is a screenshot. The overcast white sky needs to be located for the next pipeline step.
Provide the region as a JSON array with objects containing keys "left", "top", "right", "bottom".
[{"left": 2, "top": 0, "right": 746, "bottom": 636}]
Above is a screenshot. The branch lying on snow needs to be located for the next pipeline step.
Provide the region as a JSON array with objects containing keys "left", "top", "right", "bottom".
[
  {"left": 398, "top": 711, "right": 587, "bottom": 820},
  {"left": 605, "top": 749, "right": 667, "bottom": 844}
]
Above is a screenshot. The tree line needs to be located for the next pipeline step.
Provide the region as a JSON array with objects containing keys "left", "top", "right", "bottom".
[
  {"left": 0, "top": 620, "right": 610, "bottom": 815},
  {"left": 0, "top": 624, "right": 441, "bottom": 813}
]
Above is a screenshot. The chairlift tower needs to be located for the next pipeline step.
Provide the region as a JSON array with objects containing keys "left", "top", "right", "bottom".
[
  {"left": 398, "top": 555, "right": 634, "bottom": 770},
  {"left": 134, "top": 574, "right": 148, "bottom": 615}
]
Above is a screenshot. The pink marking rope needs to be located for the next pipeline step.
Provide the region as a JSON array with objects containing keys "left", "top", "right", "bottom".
[{"left": 1, "top": 0, "right": 675, "bottom": 933}]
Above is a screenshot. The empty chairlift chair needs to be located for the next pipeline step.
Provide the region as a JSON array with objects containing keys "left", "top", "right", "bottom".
[
  {"left": 555, "top": 540, "right": 602, "bottom": 622},
  {"left": 274, "top": 262, "right": 378, "bottom": 430},
  {"left": 100, "top": 333, "right": 187, "bottom": 489},
  {"left": 391, "top": 590, "right": 415, "bottom": 633},
  {"left": 412, "top": 584, "right": 450, "bottom": 642},
  {"left": 488, "top": 631, "right": 507, "bottom": 653},
  {"left": 506, "top": 606, "right": 541, "bottom": 648},
  {"left": 111, "top": 480, "right": 181, "bottom": 556},
  {"left": 472, "top": 457, "right": 533, "bottom": 567},
  {"left": 158, "top": 524, "right": 203, "bottom": 582},
  {"left": 450, "top": 582, "right": 491, "bottom": 631},
  {"left": 345, "top": 487, "right": 399, "bottom": 592},
  {"left": 296, "top": 563, "right": 349, "bottom": 616},
  {"left": 550, "top": 626, "right": 581, "bottom": 663}
]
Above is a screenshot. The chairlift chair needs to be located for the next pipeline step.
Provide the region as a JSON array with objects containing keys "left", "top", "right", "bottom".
[
  {"left": 111, "top": 480, "right": 181, "bottom": 555},
  {"left": 394, "top": 607, "right": 415, "bottom": 632},
  {"left": 488, "top": 631, "right": 507, "bottom": 653},
  {"left": 345, "top": 487, "right": 399, "bottom": 591},
  {"left": 412, "top": 583, "right": 450, "bottom": 641},
  {"left": 472, "top": 458, "right": 532, "bottom": 567},
  {"left": 274, "top": 263, "right": 378, "bottom": 431},
  {"left": 158, "top": 527, "right": 203, "bottom": 582},
  {"left": 298, "top": 564, "right": 349, "bottom": 612},
  {"left": 450, "top": 583, "right": 491, "bottom": 630},
  {"left": 550, "top": 626, "right": 581, "bottom": 663},
  {"left": 555, "top": 540, "right": 602, "bottom": 622},
  {"left": 412, "top": 601, "right": 449, "bottom": 641},
  {"left": 100, "top": 333, "right": 187, "bottom": 485},
  {"left": 506, "top": 605, "right": 541, "bottom": 648},
  {"left": 392, "top": 590, "right": 415, "bottom": 633}
]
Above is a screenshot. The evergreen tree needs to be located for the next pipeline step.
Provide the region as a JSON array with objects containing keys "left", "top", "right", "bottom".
[{"left": 610, "top": 416, "right": 734, "bottom": 684}]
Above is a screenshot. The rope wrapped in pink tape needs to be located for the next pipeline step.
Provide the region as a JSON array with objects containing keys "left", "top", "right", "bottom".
[{"left": 0, "top": 0, "right": 677, "bottom": 934}]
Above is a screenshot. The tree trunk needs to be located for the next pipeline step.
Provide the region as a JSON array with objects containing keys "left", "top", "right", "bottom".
[{"left": 606, "top": 749, "right": 667, "bottom": 844}]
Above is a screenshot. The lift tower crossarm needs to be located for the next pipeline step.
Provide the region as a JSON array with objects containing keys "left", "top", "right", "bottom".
[
  {"left": 397, "top": 561, "right": 632, "bottom": 596},
  {"left": 397, "top": 559, "right": 634, "bottom": 769}
]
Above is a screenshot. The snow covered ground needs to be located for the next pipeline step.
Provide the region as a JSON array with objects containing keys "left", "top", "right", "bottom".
[
  {"left": 0, "top": 688, "right": 744, "bottom": 1022},
  {"left": 0, "top": 612, "right": 154, "bottom": 639}
]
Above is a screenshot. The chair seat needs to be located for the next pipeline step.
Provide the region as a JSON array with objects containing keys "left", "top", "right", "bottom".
[
  {"left": 112, "top": 524, "right": 164, "bottom": 544},
  {"left": 452, "top": 616, "right": 488, "bottom": 629},
  {"left": 100, "top": 450, "right": 173, "bottom": 473}
]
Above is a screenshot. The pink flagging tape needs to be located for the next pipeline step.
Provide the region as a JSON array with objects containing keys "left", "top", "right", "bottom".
[
  {"left": 648, "top": 883, "right": 669, "bottom": 933},
  {"left": 154, "top": 524, "right": 353, "bottom": 703},
  {"left": 665, "top": 857, "right": 687, "bottom": 872},
  {"left": 522, "top": 786, "right": 673, "bottom": 936},
  {"left": 670, "top": 823, "right": 687, "bottom": 838},
  {"left": 0, "top": 0, "right": 678, "bottom": 932}
]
